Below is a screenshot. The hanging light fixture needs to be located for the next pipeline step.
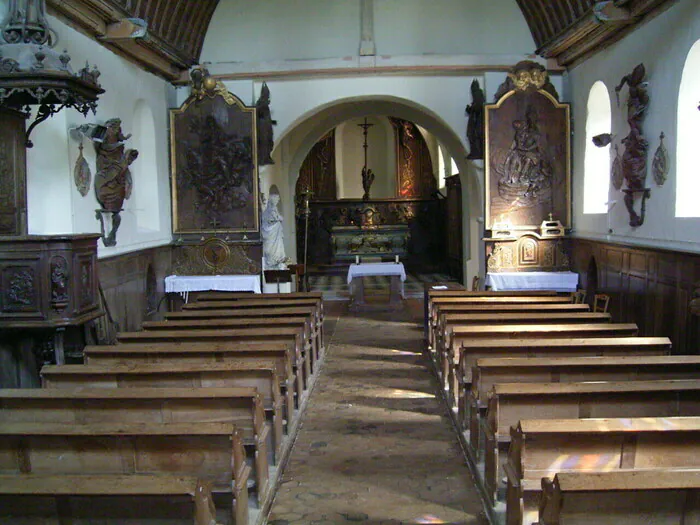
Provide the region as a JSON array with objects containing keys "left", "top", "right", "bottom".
[{"left": 0, "top": 0, "right": 104, "bottom": 147}]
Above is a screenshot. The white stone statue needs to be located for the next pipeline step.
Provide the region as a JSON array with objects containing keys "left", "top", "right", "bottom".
[{"left": 261, "top": 185, "right": 289, "bottom": 269}]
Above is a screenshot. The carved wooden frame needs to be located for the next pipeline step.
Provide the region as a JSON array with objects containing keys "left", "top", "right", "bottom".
[
  {"left": 485, "top": 89, "right": 571, "bottom": 231},
  {"left": 169, "top": 91, "right": 259, "bottom": 237}
]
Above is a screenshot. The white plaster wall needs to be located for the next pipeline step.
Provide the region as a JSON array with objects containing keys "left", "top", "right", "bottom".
[
  {"left": 0, "top": 1, "right": 173, "bottom": 258},
  {"left": 202, "top": 0, "right": 360, "bottom": 64},
  {"left": 374, "top": 0, "right": 535, "bottom": 56},
  {"left": 337, "top": 116, "right": 393, "bottom": 199},
  {"left": 567, "top": 2, "right": 700, "bottom": 253},
  {"left": 201, "top": 0, "right": 535, "bottom": 65}
]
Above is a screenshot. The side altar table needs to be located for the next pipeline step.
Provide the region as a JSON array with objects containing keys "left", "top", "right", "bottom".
[
  {"left": 485, "top": 271, "right": 578, "bottom": 292},
  {"left": 165, "top": 274, "right": 261, "bottom": 303},
  {"left": 347, "top": 262, "right": 406, "bottom": 311}
]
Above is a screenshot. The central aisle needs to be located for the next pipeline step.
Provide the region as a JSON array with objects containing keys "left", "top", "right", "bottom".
[{"left": 267, "top": 301, "right": 487, "bottom": 524}]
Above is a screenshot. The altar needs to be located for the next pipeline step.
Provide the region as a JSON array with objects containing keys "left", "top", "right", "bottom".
[{"left": 347, "top": 262, "right": 406, "bottom": 311}]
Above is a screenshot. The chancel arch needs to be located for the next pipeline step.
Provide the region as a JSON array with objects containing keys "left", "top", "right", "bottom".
[{"left": 270, "top": 95, "right": 479, "bottom": 281}]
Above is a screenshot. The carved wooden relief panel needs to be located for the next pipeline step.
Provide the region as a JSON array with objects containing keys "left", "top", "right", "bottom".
[
  {"left": 0, "top": 109, "right": 27, "bottom": 236},
  {"left": 0, "top": 235, "right": 102, "bottom": 328},
  {"left": 485, "top": 71, "right": 570, "bottom": 230},
  {"left": 297, "top": 130, "right": 337, "bottom": 200},
  {"left": 170, "top": 89, "right": 259, "bottom": 239},
  {"left": 390, "top": 118, "right": 437, "bottom": 198}
]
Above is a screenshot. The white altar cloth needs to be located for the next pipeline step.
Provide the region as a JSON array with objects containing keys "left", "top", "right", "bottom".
[
  {"left": 486, "top": 271, "right": 578, "bottom": 292},
  {"left": 347, "top": 262, "right": 407, "bottom": 297},
  {"left": 165, "top": 274, "right": 261, "bottom": 303}
]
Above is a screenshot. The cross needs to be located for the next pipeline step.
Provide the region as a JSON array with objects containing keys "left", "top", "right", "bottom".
[
  {"left": 357, "top": 118, "right": 374, "bottom": 171},
  {"left": 210, "top": 218, "right": 222, "bottom": 229},
  {"left": 548, "top": 213, "right": 553, "bottom": 222}
]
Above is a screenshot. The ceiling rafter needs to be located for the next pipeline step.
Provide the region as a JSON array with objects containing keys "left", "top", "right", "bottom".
[{"left": 517, "top": 0, "right": 679, "bottom": 67}]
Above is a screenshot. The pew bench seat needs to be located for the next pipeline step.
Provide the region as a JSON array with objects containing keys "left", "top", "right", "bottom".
[
  {"left": 506, "top": 417, "right": 700, "bottom": 525},
  {"left": 0, "top": 474, "right": 223, "bottom": 525}
]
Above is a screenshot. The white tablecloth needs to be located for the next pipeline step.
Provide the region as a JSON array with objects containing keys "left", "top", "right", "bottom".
[
  {"left": 347, "top": 262, "right": 407, "bottom": 283},
  {"left": 347, "top": 262, "right": 407, "bottom": 297},
  {"left": 165, "top": 274, "right": 261, "bottom": 303},
  {"left": 485, "top": 271, "right": 579, "bottom": 292}
]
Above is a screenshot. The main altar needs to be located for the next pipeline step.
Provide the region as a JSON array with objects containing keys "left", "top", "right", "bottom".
[{"left": 295, "top": 117, "right": 446, "bottom": 271}]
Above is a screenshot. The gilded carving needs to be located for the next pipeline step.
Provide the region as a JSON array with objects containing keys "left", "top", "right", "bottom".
[
  {"left": 200, "top": 237, "right": 231, "bottom": 272},
  {"left": 172, "top": 244, "right": 262, "bottom": 276},
  {"left": 494, "top": 61, "right": 560, "bottom": 102},
  {"left": 190, "top": 65, "right": 235, "bottom": 106},
  {"left": 73, "top": 140, "right": 91, "bottom": 197},
  {"left": 390, "top": 118, "right": 437, "bottom": 198},
  {"left": 519, "top": 237, "right": 538, "bottom": 265}
]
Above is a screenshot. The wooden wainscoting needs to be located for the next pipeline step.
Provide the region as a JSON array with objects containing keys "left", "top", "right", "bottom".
[
  {"left": 570, "top": 238, "right": 700, "bottom": 354},
  {"left": 98, "top": 245, "right": 172, "bottom": 333}
]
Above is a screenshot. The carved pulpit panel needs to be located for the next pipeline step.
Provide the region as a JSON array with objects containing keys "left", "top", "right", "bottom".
[
  {"left": 170, "top": 89, "right": 259, "bottom": 238},
  {"left": 0, "top": 109, "right": 27, "bottom": 236}
]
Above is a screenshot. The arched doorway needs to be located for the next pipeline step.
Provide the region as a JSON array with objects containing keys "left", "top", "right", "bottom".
[{"left": 262, "top": 95, "right": 482, "bottom": 287}]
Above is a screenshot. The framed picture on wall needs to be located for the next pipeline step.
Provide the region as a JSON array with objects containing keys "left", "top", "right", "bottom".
[{"left": 485, "top": 76, "right": 571, "bottom": 231}]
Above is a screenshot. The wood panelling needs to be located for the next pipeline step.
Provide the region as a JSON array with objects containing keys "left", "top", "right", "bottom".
[
  {"left": 97, "top": 245, "right": 172, "bottom": 334},
  {"left": 571, "top": 238, "right": 700, "bottom": 354}
]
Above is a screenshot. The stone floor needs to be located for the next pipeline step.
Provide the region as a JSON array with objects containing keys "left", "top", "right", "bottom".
[{"left": 267, "top": 300, "right": 488, "bottom": 525}]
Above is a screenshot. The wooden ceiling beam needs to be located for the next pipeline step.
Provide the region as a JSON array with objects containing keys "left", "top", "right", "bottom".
[{"left": 524, "top": 0, "right": 679, "bottom": 67}]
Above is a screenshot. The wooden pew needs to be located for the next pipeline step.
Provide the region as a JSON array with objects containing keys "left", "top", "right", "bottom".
[
  {"left": 485, "top": 379, "right": 700, "bottom": 508},
  {"left": 0, "top": 422, "right": 248, "bottom": 525},
  {"left": 41, "top": 361, "right": 285, "bottom": 455},
  {"left": 0, "top": 474, "right": 223, "bottom": 525},
  {"left": 429, "top": 295, "right": 573, "bottom": 347},
  {"left": 182, "top": 297, "right": 325, "bottom": 349},
  {"left": 166, "top": 305, "right": 324, "bottom": 360},
  {"left": 470, "top": 354, "right": 700, "bottom": 421},
  {"left": 435, "top": 312, "right": 611, "bottom": 365},
  {"left": 443, "top": 323, "right": 640, "bottom": 400},
  {"left": 83, "top": 342, "right": 297, "bottom": 419},
  {"left": 0, "top": 387, "right": 270, "bottom": 506},
  {"left": 429, "top": 302, "right": 591, "bottom": 351},
  {"left": 117, "top": 327, "right": 310, "bottom": 395},
  {"left": 506, "top": 417, "right": 700, "bottom": 525},
  {"left": 457, "top": 337, "right": 672, "bottom": 436},
  {"left": 538, "top": 470, "right": 700, "bottom": 525},
  {"left": 142, "top": 316, "right": 320, "bottom": 373},
  {"left": 196, "top": 291, "right": 323, "bottom": 301}
]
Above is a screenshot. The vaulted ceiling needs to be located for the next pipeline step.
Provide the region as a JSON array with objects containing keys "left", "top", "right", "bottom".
[{"left": 46, "top": 0, "right": 677, "bottom": 82}]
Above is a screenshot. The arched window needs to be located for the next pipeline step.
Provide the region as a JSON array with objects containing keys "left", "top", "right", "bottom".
[
  {"left": 131, "top": 100, "right": 161, "bottom": 231},
  {"left": 676, "top": 40, "right": 700, "bottom": 217},
  {"left": 583, "top": 81, "right": 612, "bottom": 214}
]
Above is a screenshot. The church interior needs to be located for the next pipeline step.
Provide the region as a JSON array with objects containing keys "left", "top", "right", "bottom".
[{"left": 1, "top": 0, "right": 700, "bottom": 523}]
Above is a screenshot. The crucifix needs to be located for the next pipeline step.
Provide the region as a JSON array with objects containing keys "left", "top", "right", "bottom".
[{"left": 358, "top": 117, "right": 375, "bottom": 200}]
